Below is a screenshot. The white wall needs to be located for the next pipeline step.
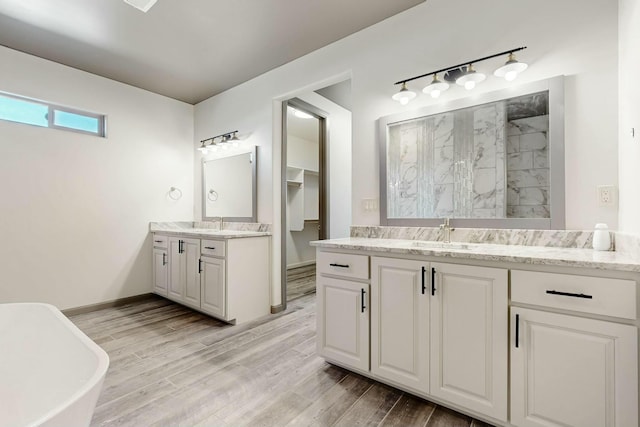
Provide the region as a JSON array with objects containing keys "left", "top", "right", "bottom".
[
  {"left": 0, "top": 46, "right": 194, "bottom": 310},
  {"left": 618, "top": 0, "right": 640, "bottom": 234},
  {"left": 195, "top": 0, "right": 618, "bottom": 305}
]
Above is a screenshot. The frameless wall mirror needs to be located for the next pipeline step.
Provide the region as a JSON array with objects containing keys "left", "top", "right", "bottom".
[
  {"left": 202, "top": 146, "right": 257, "bottom": 222},
  {"left": 379, "top": 76, "right": 565, "bottom": 229}
]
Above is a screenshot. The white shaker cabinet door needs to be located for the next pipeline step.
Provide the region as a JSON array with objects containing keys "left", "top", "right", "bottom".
[
  {"left": 317, "top": 276, "right": 369, "bottom": 372},
  {"left": 167, "top": 237, "right": 184, "bottom": 302},
  {"left": 152, "top": 248, "right": 168, "bottom": 296},
  {"left": 201, "top": 256, "right": 226, "bottom": 319},
  {"left": 182, "top": 238, "right": 201, "bottom": 308},
  {"left": 371, "top": 257, "right": 429, "bottom": 393},
  {"left": 511, "top": 307, "right": 638, "bottom": 427},
  {"left": 430, "top": 262, "right": 508, "bottom": 422}
]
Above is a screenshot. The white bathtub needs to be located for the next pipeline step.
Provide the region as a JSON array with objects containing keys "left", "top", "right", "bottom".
[{"left": 0, "top": 303, "right": 109, "bottom": 427}]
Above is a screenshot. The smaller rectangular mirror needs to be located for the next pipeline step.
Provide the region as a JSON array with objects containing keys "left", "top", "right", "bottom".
[{"left": 202, "top": 146, "right": 257, "bottom": 222}]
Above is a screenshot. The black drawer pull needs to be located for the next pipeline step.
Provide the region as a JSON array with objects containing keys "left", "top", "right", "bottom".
[
  {"left": 154, "top": 240, "right": 164, "bottom": 243},
  {"left": 329, "top": 263, "right": 350, "bottom": 268},
  {"left": 421, "top": 266, "right": 426, "bottom": 294},
  {"left": 515, "top": 314, "right": 520, "bottom": 348},
  {"left": 546, "top": 290, "right": 593, "bottom": 299},
  {"left": 361, "top": 289, "right": 366, "bottom": 313},
  {"left": 204, "top": 246, "right": 216, "bottom": 250}
]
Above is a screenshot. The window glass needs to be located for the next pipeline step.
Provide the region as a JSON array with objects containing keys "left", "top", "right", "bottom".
[
  {"left": 53, "top": 110, "right": 100, "bottom": 134},
  {"left": 0, "top": 95, "right": 48, "bottom": 127}
]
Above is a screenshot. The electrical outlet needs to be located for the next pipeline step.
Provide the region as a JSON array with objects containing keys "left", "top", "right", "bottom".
[{"left": 597, "top": 185, "right": 617, "bottom": 207}]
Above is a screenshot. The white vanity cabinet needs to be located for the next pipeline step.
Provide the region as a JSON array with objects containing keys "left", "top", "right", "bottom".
[
  {"left": 318, "top": 250, "right": 509, "bottom": 423},
  {"left": 429, "top": 262, "right": 508, "bottom": 421},
  {"left": 152, "top": 235, "right": 168, "bottom": 296},
  {"left": 316, "top": 251, "right": 370, "bottom": 372},
  {"left": 370, "top": 257, "right": 429, "bottom": 393},
  {"left": 154, "top": 233, "right": 270, "bottom": 324},
  {"left": 510, "top": 270, "right": 638, "bottom": 427},
  {"left": 167, "top": 236, "right": 200, "bottom": 308}
]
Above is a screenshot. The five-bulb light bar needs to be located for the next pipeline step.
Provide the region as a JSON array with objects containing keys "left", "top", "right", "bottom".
[
  {"left": 392, "top": 47, "right": 528, "bottom": 105},
  {"left": 198, "top": 131, "right": 241, "bottom": 154}
]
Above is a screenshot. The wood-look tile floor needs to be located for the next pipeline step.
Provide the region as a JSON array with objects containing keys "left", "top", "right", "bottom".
[
  {"left": 286, "top": 264, "right": 316, "bottom": 302},
  {"left": 69, "top": 295, "right": 493, "bottom": 427}
]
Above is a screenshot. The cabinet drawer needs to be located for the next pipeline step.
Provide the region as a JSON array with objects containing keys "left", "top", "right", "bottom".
[
  {"left": 201, "top": 239, "right": 225, "bottom": 257},
  {"left": 153, "top": 234, "right": 168, "bottom": 248},
  {"left": 511, "top": 270, "right": 637, "bottom": 320},
  {"left": 317, "top": 251, "right": 369, "bottom": 280}
]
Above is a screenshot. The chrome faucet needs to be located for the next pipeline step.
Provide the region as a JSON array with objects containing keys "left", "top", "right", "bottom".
[
  {"left": 214, "top": 216, "right": 224, "bottom": 230},
  {"left": 439, "top": 218, "right": 455, "bottom": 243}
]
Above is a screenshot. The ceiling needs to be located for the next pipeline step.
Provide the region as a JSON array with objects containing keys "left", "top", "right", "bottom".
[
  {"left": 287, "top": 106, "right": 319, "bottom": 143},
  {"left": 0, "top": 0, "right": 424, "bottom": 104}
]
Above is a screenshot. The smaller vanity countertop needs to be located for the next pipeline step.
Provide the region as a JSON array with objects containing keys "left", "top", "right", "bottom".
[
  {"left": 311, "top": 237, "right": 640, "bottom": 273},
  {"left": 150, "top": 221, "right": 271, "bottom": 239}
]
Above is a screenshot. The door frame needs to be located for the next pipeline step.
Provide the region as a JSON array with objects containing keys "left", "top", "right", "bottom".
[{"left": 281, "top": 97, "right": 329, "bottom": 308}]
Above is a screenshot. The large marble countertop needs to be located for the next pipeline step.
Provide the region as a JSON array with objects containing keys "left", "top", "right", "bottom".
[{"left": 311, "top": 238, "right": 640, "bottom": 273}]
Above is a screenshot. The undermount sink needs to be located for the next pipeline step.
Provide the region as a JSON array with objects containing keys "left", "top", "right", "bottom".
[{"left": 411, "top": 241, "right": 470, "bottom": 250}]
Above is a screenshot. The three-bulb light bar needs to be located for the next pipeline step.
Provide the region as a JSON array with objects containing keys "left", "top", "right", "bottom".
[
  {"left": 392, "top": 47, "right": 528, "bottom": 105},
  {"left": 198, "top": 131, "right": 241, "bottom": 154}
]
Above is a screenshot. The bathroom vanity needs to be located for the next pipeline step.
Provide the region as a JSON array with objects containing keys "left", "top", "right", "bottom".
[
  {"left": 151, "top": 225, "right": 271, "bottom": 324},
  {"left": 312, "top": 236, "right": 640, "bottom": 427}
]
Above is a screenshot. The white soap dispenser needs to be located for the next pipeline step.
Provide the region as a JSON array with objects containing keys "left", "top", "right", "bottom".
[{"left": 592, "top": 223, "right": 611, "bottom": 251}]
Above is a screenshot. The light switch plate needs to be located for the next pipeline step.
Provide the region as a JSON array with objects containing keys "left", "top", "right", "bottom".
[{"left": 362, "top": 198, "right": 379, "bottom": 212}]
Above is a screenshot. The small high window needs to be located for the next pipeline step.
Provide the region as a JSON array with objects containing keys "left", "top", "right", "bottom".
[{"left": 0, "top": 93, "right": 106, "bottom": 137}]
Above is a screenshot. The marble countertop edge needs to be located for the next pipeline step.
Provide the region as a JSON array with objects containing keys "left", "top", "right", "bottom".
[
  {"left": 150, "top": 227, "right": 271, "bottom": 239},
  {"left": 311, "top": 238, "right": 640, "bottom": 273}
]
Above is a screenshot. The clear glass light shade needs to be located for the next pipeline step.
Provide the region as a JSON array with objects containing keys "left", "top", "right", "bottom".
[
  {"left": 456, "top": 65, "right": 486, "bottom": 90},
  {"left": 494, "top": 54, "right": 528, "bottom": 81},
  {"left": 392, "top": 83, "right": 417, "bottom": 105},
  {"left": 422, "top": 75, "right": 449, "bottom": 99},
  {"left": 198, "top": 145, "right": 208, "bottom": 153}
]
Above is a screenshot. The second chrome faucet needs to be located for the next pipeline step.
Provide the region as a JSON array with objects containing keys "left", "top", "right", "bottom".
[{"left": 439, "top": 218, "right": 455, "bottom": 243}]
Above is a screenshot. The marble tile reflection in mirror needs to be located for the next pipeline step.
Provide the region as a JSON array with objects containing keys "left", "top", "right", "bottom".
[{"left": 386, "top": 91, "right": 549, "bottom": 220}]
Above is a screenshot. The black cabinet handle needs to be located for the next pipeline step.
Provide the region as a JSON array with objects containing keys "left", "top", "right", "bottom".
[
  {"left": 546, "top": 290, "right": 593, "bottom": 299},
  {"left": 361, "top": 289, "right": 366, "bottom": 312},
  {"left": 515, "top": 314, "right": 520, "bottom": 348},
  {"left": 421, "top": 266, "right": 426, "bottom": 294},
  {"left": 162, "top": 253, "right": 167, "bottom": 266},
  {"left": 204, "top": 246, "right": 216, "bottom": 250},
  {"left": 178, "top": 240, "right": 183, "bottom": 254},
  {"left": 198, "top": 259, "right": 203, "bottom": 274},
  {"left": 154, "top": 240, "right": 163, "bottom": 243},
  {"left": 330, "top": 263, "right": 350, "bottom": 268},
  {"left": 431, "top": 267, "right": 436, "bottom": 296}
]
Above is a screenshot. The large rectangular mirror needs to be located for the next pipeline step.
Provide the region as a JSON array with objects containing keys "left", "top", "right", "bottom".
[
  {"left": 379, "top": 76, "right": 564, "bottom": 229},
  {"left": 202, "top": 146, "right": 257, "bottom": 222}
]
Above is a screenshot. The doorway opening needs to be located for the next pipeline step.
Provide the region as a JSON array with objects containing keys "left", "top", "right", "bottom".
[{"left": 282, "top": 99, "right": 327, "bottom": 303}]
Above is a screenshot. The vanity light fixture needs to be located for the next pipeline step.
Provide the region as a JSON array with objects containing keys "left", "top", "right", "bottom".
[
  {"left": 422, "top": 74, "right": 449, "bottom": 98},
  {"left": 392, "top": 82, "right": 417, "bottom": 105},
  {"left": 455, "top": 63, "right": 486, "bottom": 90},
  {"left": 392, "top": 46, "right": 527, "bottom": 104},
  {"left": 494, "top": 52, "right": 528, "bottom": 81},
  {"left": 198, "top": 130, "right": 240, "bottom": 153}
]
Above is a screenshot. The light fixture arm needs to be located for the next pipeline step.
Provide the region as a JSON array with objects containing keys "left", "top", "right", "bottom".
[
  {"left": 393, "top": 46, "right": 527, "bottom": 86},
  {"left": 200, "top": 130, "right": 239, "bottom": 146}
]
